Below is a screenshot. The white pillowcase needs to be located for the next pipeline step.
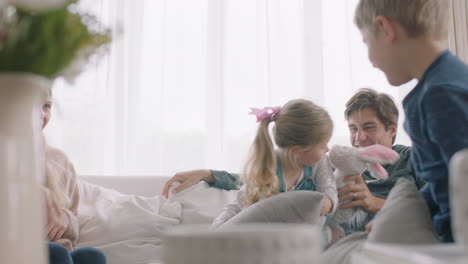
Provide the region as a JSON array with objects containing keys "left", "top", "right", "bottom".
[
  {"left": 76, "top": 180, "right": 182, "bottom": 264},
  {"left": 168, "top": 181, "right": 239, "bottom": 224},
  {"left": 76, "top": 180, "right": 237, "bottom": 264}
]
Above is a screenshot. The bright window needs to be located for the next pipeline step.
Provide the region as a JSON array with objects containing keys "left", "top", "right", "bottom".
[{"left": 44, "top": 0, "right": 415, "bottom": 176}]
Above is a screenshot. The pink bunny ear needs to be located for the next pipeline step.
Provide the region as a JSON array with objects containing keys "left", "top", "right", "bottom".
[
  {"left": 358, "top": 144, "right": 400, "bottom": 164},
  {"left": 368, "top": 163, "right": 388, "bottom": 179}
]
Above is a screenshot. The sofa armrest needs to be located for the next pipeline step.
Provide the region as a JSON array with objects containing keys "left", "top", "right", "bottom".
[{"left": 78, "top": 175, "right": 171, "bottom": 197}]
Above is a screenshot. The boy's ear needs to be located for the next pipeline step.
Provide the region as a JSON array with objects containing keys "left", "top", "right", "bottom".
[{"left": 375, "top": 15, "right": 396, "bottom": 43}]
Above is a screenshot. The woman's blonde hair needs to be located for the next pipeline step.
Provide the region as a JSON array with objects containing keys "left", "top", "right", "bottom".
[
  {"left": 354, "top": 0, "right": 450, "bottom": 40},
  {"left": 242, "top": 99, "right": 333, "bottom": 206}
]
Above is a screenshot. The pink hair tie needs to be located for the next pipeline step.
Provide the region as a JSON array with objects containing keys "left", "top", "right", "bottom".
[{"left": 249, "top": 106, "right": 282, "bottom": 123}]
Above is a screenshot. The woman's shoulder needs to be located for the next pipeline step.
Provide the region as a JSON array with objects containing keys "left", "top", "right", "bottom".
[{"left": 45, "top": 145, "right": 74, "bottom": 168}]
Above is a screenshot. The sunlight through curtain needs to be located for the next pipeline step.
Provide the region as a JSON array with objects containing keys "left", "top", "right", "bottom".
[{"left": 45, "top": 0, "right": 415, "bottom": 176}]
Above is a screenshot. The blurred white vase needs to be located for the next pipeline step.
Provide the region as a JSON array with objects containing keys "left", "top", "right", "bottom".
[
  {"left": 0, "top": 73, "right": 48, "bottom": 264},
  {"left": 162, "top": 224, "right": 321, "bottom": 264}
]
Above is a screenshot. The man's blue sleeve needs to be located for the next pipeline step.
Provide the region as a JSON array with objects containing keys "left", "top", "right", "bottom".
[{"left": 209, "top": 170, "right": 241, "bottom": 190}]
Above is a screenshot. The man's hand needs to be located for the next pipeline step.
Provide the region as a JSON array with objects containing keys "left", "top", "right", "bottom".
[
  {"left": 320, "top": 197, "right": 333, "bottom": 216},
  {"left": 337, "top": 174, "right": 385, "bottom": 214},
  {"left": 42, "top": 187, "right": 69, "bottom": 241},
  {"left": 162, "top": 169, "right": 215, "bottom": 198}
]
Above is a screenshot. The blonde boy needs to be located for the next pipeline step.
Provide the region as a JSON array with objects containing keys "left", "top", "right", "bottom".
[{"left": 354, "top": 0, "right": 468, "bottom": 243}]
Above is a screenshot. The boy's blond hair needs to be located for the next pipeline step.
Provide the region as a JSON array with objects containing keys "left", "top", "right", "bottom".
[{"left": 354, "top": 0, "right": 450, "bottom": 39}]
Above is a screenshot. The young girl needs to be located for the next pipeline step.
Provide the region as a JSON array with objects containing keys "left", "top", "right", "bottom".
[
  {"left": 41, "top": 90, "right": 106, "bottom": 264},
  {"left": 211, "top": 99, "right": 339, "bottom": 244}
]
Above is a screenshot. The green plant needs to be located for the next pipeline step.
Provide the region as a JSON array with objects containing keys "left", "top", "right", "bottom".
[{"left": 0, "top": 0, "right": 111, "bottom": 80}]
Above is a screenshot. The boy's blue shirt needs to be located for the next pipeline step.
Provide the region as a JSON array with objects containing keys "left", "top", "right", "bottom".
[{"left": 403, "top": 50, "right": 468, "bottom": 242}]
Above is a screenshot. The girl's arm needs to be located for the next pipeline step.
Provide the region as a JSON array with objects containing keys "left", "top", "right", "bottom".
[
  {"left": 314, "top": 156, "right": 338, "bottom": 214},
  {"left": 211, "top": 186, "right": 245, "bottom": 229}
]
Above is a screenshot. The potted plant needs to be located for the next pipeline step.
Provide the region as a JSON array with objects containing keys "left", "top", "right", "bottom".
[{"left": 0, "top": 1, "right": 111, "bottom": 263}]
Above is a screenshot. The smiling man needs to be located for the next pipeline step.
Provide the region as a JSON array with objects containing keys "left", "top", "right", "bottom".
[{"left": 338, "top": 88, "right": 425, "bottom": 233}]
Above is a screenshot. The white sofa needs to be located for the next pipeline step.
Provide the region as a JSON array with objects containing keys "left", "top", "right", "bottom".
[
  {"left": 77, "top": 149, "right": 468, "bottom": 264},
  {"left": 79, "top": 175, "right": 171, "bottom": 197}
]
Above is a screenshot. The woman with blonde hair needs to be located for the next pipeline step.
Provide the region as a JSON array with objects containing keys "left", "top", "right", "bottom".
[{"left": 41, "top": 90, "right": 106, "bottom": 264}]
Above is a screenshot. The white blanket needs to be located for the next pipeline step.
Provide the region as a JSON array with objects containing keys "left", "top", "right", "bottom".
[
  {"left": 77, "top": 180, "right": 180, "bottom": 264},
  {"left": 76, "top": 180, "right": 237, "bottom": 264}
]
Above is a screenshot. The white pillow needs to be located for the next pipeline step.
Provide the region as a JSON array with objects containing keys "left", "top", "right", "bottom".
[
  {"left": 168, "top": 182, "right": 238, "bottom": 224},
  {"left": 76, "top": 180, "right": 182, "bottom": 264}
]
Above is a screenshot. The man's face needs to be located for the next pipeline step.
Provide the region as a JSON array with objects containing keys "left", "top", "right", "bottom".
[{"left": 347, "top": 108, "right": 396, "bottom": 149}]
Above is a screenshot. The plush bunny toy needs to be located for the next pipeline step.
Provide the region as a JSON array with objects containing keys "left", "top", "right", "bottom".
[{"left": 328, "top": 144, "right": 400, "bottom": 227}]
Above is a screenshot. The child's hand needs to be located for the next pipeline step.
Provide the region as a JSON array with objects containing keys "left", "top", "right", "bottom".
[{"left": 320, "top": 197, "right": 333, "bottom": 216}]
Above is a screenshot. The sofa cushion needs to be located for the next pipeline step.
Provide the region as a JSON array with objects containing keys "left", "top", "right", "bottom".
[
  {"left": 219, "top": 190, "right": 325, "bottom": 227},
  {"left": 367, "top": 178, "right": 439, "bottom": 244},
  {"left": 168, "top": 181, "right": 238, "bottom": 224}
]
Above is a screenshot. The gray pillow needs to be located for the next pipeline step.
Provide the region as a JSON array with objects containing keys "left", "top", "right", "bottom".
[
  {"left": 320, "top": 232, "right": 368, "bottom": 264},
  {"left": 368, "top": 178, "right": 440, "bottom": 244},
  {"left": 219, "top": 191, "right": 325, "bottom": 228}
]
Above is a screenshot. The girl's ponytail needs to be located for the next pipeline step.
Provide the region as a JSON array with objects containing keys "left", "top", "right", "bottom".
[{"left": 242, "top": 118, "right": 279, "bottom": 206}]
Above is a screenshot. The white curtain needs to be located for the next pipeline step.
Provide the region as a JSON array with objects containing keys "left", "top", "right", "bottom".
[
  {"left": 449, "top": 0, "right": 468, "bottom": 63},
  {"left": 45, "top": 0, "right": 414, "bottom": 177}
]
